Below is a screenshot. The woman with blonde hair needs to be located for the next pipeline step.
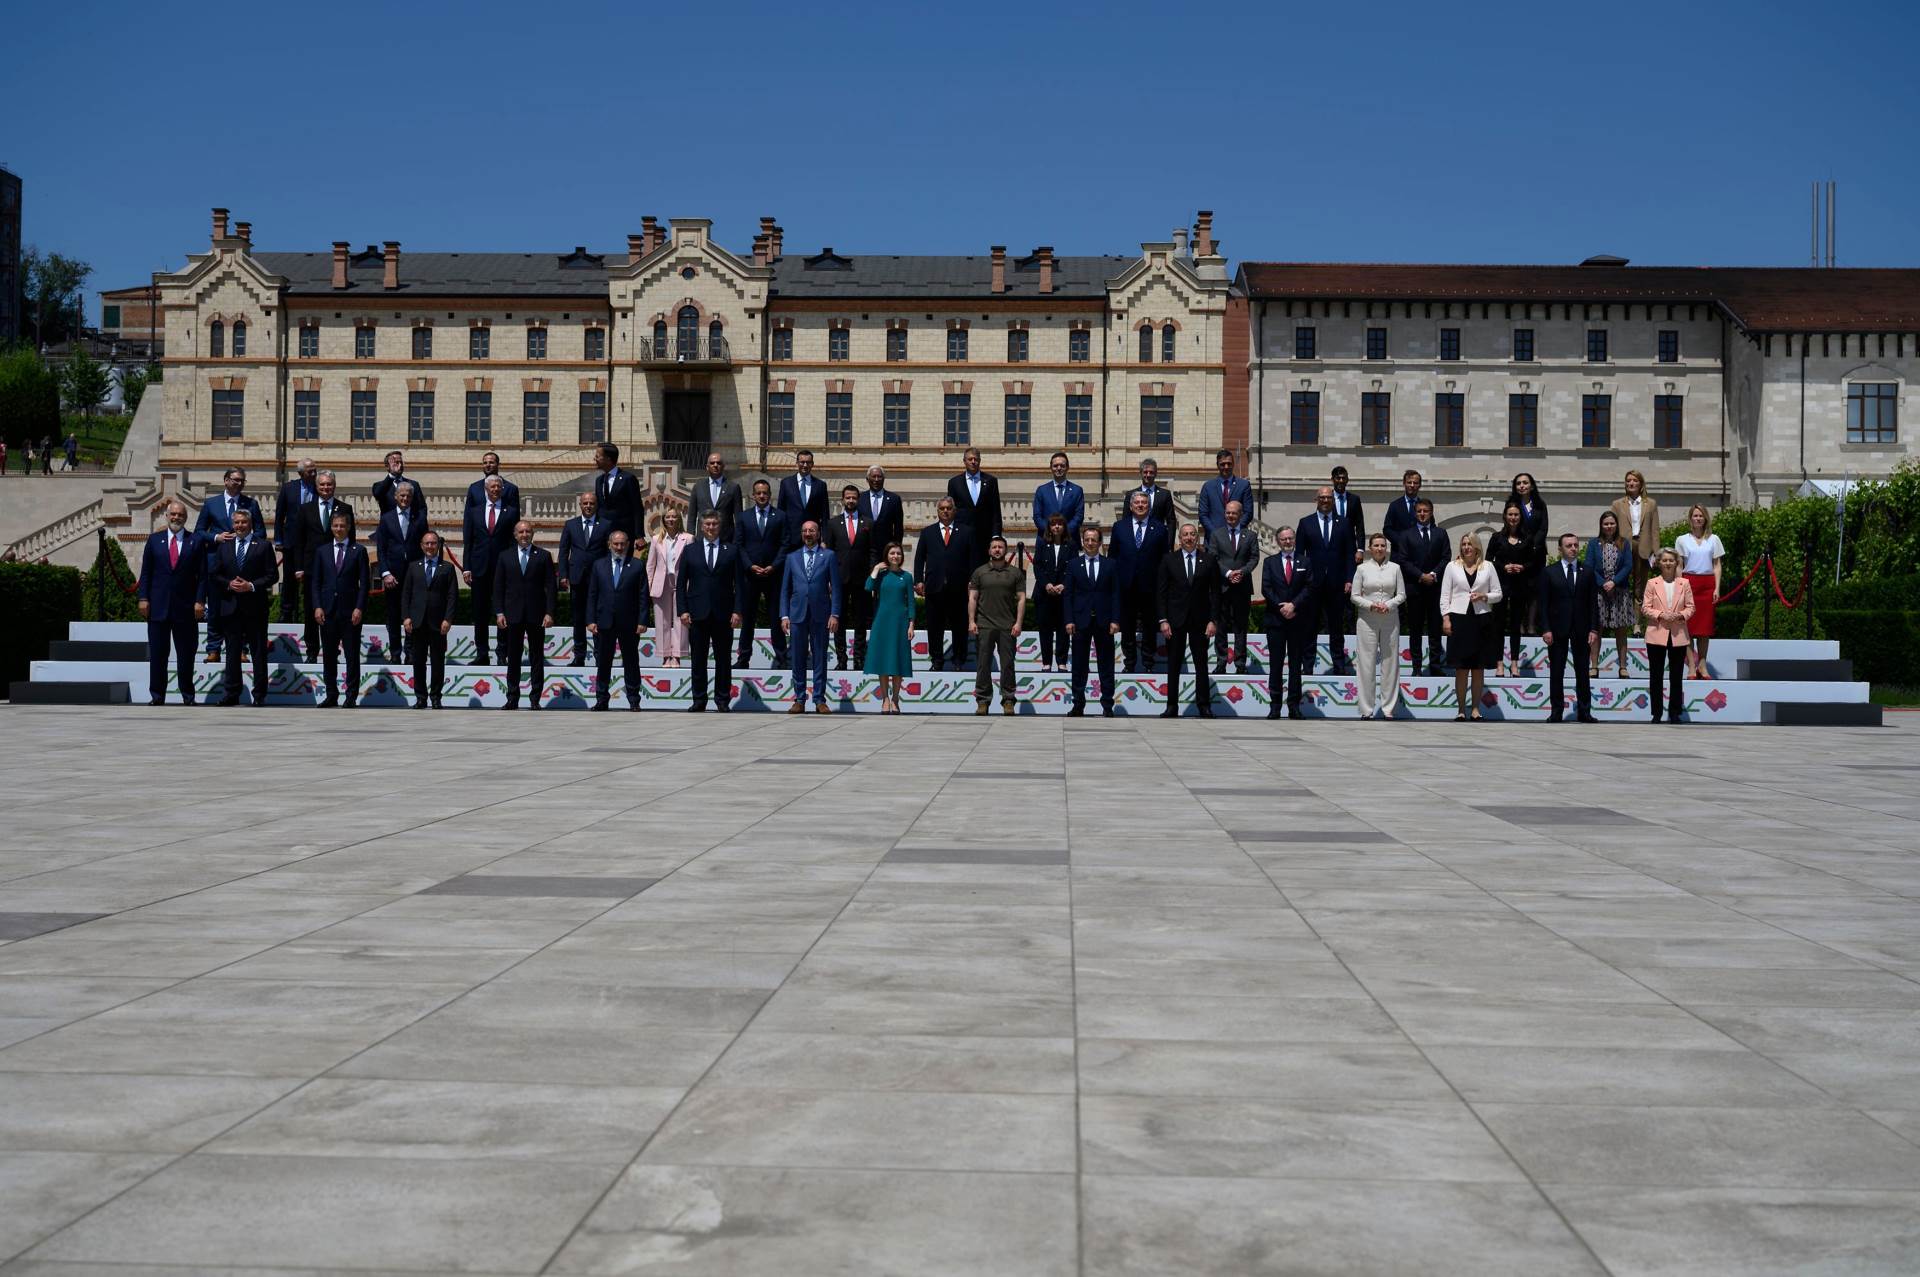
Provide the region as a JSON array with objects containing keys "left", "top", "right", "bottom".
[
  {"left": 1641, "top": 546, "right": 1694, "bottom": 722},
  {"left": 1673, "top": 504, "right": 1725, "bottom": 679},
  {"left": 646, "top": 507, "right": 693, "bottom": 666},
  {"left": 1609, "top": 469, "right": 1661, "bottom": 615},
  {"left": 1440, "top": 531, "right": 1502, "bottom": 721}
]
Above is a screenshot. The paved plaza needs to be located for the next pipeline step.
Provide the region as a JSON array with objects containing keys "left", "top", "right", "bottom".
[{"left": 1, "top": 706, "right": 1918, "bottom": 1275}]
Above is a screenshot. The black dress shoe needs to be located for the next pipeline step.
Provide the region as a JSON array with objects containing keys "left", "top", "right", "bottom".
[
  {"left": 431, "top": 698, "right": 443, "bottom": 708},
  {"left": 343, "top": 699, "right": 357, "bottom": 709},
  {"left": 687, "top": 703, "right": 706, "bottom": 713},
  {"left": 590, "top": 702, "right": 608, "bottom": 712},
  {"left": 715, "top": 704, "right": 731, "bottom": 713},
  {"left": 1576, "top": 713, "right": 1598, "bottom": 724},
  {"left": 1213, "top": 661, "right": 1227, "bottom": 675},
  {"left": 320, "top": 697, "right": 338, "bottom": 709},
  {"left": 1066, "top": 706, "right": 1085, "bottom": 717},
  {"left": 569, "top": 658, "right": 585, "bottom": 668},
  {"left": 1235, "top": 664, "right": 1249, "bottom": 676},
  {"left": 629, "top": 702, "right": 643, "bottom": 712},
  {"left": 181, "top": 698, "right": 196, "bottom": 707},
  {"left": 1102, "top": 705, "right": 1116, "bottom": 717},
  {"left": 1286, "top": 706, "right": 1301, "bottom": 719},
  {"left": 413, "top": 700, "right": 428, "bottom": 710},
  {"left": 1649, "top": 712, "right": 1663, "bottom": 723},
  {"left": 1547, "top": 713, "right": 1565, "bottom": 723},
  {"left": 1266, "top": 707, "right": 1282, "bottom": 719},
  {"left": 501, "top": 702, "right": 519, "bottom": 711},
  {"left": 1197, "top": 707, "right": 1215, "bottom": 719},
  {"left": 148, "top": 697, "right": 164, "bottom": 707},
  {"left": 1160, "top": 707, "right": 1179, "bottom": 719}
]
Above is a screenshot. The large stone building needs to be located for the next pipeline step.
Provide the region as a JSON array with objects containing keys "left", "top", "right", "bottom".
[
  {"left": 0, "top": 165, "right": 20, "bottom": 344},
  {"left": 97, "top": 282, "right": 164, "bottom": 357}
]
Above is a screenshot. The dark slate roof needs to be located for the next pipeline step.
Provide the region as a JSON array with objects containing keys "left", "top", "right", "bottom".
[
  {"left": 253, "top": 249, "right": 626, "bottom": 297},
  {"left": 769, "top": 253, "right": 1135, "bottom": 299}
]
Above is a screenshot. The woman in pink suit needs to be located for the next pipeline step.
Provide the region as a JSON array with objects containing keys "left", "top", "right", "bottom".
[
  {"left": 647, "top": 508, "right": 693, "bottom": 666},
  {"left": 1640, "top": 547, "right": 1695, "bottom": 723}
]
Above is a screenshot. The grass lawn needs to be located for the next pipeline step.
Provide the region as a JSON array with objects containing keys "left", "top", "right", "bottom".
[
  {"left": 66, "top": 415, "right": 132, "bottom": 468},
  {"left": 1872, "top": 685, "right": 1920, "bottom": 708}
]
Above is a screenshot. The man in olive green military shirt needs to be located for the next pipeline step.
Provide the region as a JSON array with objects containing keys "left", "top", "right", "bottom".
[{"left": 968, "top": 535, "right": 1026, "bottom": 715}]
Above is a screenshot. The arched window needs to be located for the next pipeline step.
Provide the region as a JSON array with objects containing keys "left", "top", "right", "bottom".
[
  {"left": 709, "top": 320, "right": 724, "bottom": 357},
  {"left": 209, "top": 320, "right": 225, "bottom": 358},
  {"left": 232, "top": 320, "right": 247, "bottom": 357},
  {"left": 1137, "top": 325, "right": 1152, "bottom": 363},
  {"left": 1161, "top": 323, "right": 1176, "bottom": 364},
  {"left": 676, "top": 306, "right": 699, "bottom": 358},
  {"left": 651, "top": 320, "right": 667, "bottom": 356}
]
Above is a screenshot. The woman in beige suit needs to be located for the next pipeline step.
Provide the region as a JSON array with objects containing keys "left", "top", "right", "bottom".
[
  {"left": 1609, "top": 470, "right": 1661, "bottom": 627},
  {"left": 1352, "top": 533, "right": 1407, "bottom": 719},
  {"left": 1440, "top": 533, "right": 1502, "bottom": 721},
  {"left": 647, "top": 508, "right": 693, "bottom": 666},
  {"left": 1640, "top": 547, "right": 1695, "bottom": 723}
]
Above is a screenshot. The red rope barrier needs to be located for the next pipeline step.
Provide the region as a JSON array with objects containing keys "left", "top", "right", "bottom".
[
  {"left": 1766, "top": 556, "right": 1811, "bottom": 610},
  {"left": 1714, "top": 555, "right": 1766, "bottom": 605}
]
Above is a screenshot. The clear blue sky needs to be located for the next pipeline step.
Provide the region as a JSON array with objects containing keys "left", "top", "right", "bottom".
[{"left": 12, "top": 0, "right": 1919, "bottom": 320}]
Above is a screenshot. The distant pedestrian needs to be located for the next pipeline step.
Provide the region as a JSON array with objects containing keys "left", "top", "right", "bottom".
[
  {"left": 40, "top": 436, "right": 54, "bottom": 474},
  {"left": 62, "top": 433, "right": 78, "bottom": 470},
  {"left": 0, "top": 439, "right": 8, "bottom": 473}
]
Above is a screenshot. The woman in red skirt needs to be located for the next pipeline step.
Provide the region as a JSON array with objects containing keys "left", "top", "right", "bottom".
[{"left": 1672, "top": 504, "right": 1725, "bottom": 679}]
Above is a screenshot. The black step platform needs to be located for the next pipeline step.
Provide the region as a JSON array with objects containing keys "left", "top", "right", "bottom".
[
  {"left": 49, "top": 640, "right": 150, "bottom": 661},
  {"left": 1761, "top": 701, "right": 1883, "bottom": 726},
  {"left": 8, "top": 681, "right": 132, "bottom": 705},
  {"left": 1738, "top": 658, "right": 1855, "bottom": 682}
]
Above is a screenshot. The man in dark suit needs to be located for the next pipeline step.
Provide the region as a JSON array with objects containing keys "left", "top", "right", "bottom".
[
  {"left": 1129, "top": 458, "right": 1176, "bottom": 526},
  {"left": 211, "top": 508, "right": 276, "bottom": 707},
  {"left": 1330, "top": 465, "right": 1367, "bottom": 555},
  {"left": 1540, "top": 531, "right": 1601, "bottom": 723},
  {"left": 1065, "top": 525, "right": 1122, "bottom": 717},
  {"left": 1261, "top": 526, "right": 1317, "bottom": 719},
  {"left": 1297, "top": 486, "right": 1358, "bottom": 675},
  {"left": 586, "top": 529, "right": 648, "bottom": 712},
  {"left": 136, "top": 500, "right": 206, "bottom": 705},
  {"left": 462, "top": 474, "right": 517, "bottom": 663},
  {"left": 1208, "top": 499, "right": 1259, "bottom": 674},
  {"left": 195, "top": 467, "right": 263, "bottom": 663},
  {"left": 292, "top": 470, "right": 356, "bottom": 662},
  {"left": 677, "top": 511, "right": 742, "bottom": 712},
  {"left": 370, "top": 449, "right": 425, "bottom": 516},
  {"left": 946, "top": 447, "right": 1003, "bottom": 571},
  {"left": 1393, "top": 496, "right": 1449, "bottom": 676},
  {"left": 309, "top": 510, "right": 370, "bottom": 708},
  {"left": 859, "top": 465, "right": 904, "bottom": 552},
  {"left": 272, "top": 459, "right": 316, "bottom": 623},
  {"left": 685, "top": 451, "right": 741, "bottom": 544},
  {"left": 777, "top": 449, "right": 830, "bottom": 552},
  {"left": 402, "top": 531, "right": 456, "bottom": 708},
  {"left": 464, "top": 451, "right": 519, "bottom": 524},
  {"left": 557, "top": 492, "right": 611, "bottom": 667},
  {"left": 823, "top": 486, "right": 872, "bottom": 670},
  {"left": 1196, "top": 449, "right": 1253, "bottom": 539},
  {"left": 494, "top": 520, "right": 559, "bottom": 710},
  {"left": 374, "top": 483, "right": 429, "bottom": 663},
  {"left": 1032, "top": 451, "right": 1085, "bottom": 538},
  {"left": 1158, "top": 523, "right": 1220, "bottom": 719},
  {"left": 734, "top": 479, "right": 790, "bottom": 668},
  {"left": 914, "top": 496, "right": 974, "bottom": 671},
  {"left": 780, "top": 519, "right": 841, "bottom": 713},
  {"left": 1380, "top": 469, "right": 1426, "bottom": 542},
  {"left": 1108, "top": 491, "right": 1170, "bottom": 674},
  {"left": 593, "top": 444, "right": 641, "bottom": 541}
]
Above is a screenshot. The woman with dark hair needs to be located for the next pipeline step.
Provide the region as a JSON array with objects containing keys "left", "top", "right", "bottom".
[
  {"left": 1487, "top": 501, "right": 1541, "bottom": 678},
  {"left": 1507, "top": 473, "right": 1549, "bottom": 545},
  {"left": 1032, "top": 514, "right": 1073, "bottom": 672},
  {"left": 1586, "top": 510, "right": 1635, "bottom": 676},
  {"left": 864, "top": 543, "right": 915, "bottom": 712}
]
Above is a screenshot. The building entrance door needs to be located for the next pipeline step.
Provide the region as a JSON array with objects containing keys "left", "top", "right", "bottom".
[{"left": 662, "top": 391, "right": 711, "bottom": 471}]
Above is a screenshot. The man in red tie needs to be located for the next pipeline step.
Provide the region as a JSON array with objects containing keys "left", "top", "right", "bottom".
[
  {"left": 462, "top": 474, "right": 518, "bottom": 664},
  {"left": 136, "top": 501, "right": 208, "bottom": 705},
  {"left": 1261, "top": 526, "right": 1318, "bottom": 719},
  {"left": 914, "top": 496, "right": 974, "bottom": 671},
  {"left": 822, "top": 485, "right": 872, "bottom": 670}
]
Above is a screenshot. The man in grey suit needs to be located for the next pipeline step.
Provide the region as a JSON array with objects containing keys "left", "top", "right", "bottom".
[
  {"left": 687, "top": 451, "right": 743, "bottom": 544},
  {"left": 1207, "top": 499, "right": 1259, "bottom": 674}
]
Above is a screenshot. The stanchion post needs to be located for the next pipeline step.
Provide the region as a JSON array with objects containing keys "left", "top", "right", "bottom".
[
  {"left": 94, "top": 528, "right": 108, "bottom": 622},
  {"left": 1761, "top": 545, "right": 1772, "bottom": 640},
  {"left": 1803, "top": 529, "right": 1817, "bottom": 640}
]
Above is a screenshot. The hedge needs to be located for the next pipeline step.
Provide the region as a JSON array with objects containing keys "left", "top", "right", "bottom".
[{"left": 0, "top": 562, "right": 83, "bottom": 694}]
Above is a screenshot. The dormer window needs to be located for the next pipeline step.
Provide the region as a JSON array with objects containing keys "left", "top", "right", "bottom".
[{"left": 804, "top": 248, "right": 853, "bottom": 271}]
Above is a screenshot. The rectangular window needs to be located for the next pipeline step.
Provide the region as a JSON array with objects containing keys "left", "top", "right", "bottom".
[
  {"left": 1161, "top": 325, "right": 1176, "bottom": 364},
  {"left": 412, "top": 327, "right": 432, "bottom": 360},
  {"left": 1654, "top": 395, "right": 1684, "bottom": 449},
  {"left": 1069, "top": 328, "right": 1090, "bottom": 362},
  {"left": 1366, "top": 327, "right": 1387, "bottom": 360},
  {"left": 1289, "top": 391, "right": 1320, "bottom": 445},
  {"left": 943, "top": 394, "right": 970, "bottom": 446},
  {"left": 1139, "top": 394, "right": 1173, "bottom": 447},
  {"left": 1439, "top": 328, "right": 1461, "bottom": 361},
  {"left": 292, "top": 389, "right": 319, "bottom": 441},
  {"left": 522, "top": 391, "right": 550, "bottom": 442},
  {"left": 210, "top": 324, "right": 225, "bottom": 358},
  {"left": 1847, "top": 382, "right": 1898, "bottom": 444},
  {"left": 947, "top": 328, "right": 967, "bottom": 362},
  {"left": 825, "top": 391, "right": 853, "bottom": 445},
  {"left": 1295, "top": 326, "right": 1316, "bottom": 359},
  {"left": 1508, "top": 393, "right": 1538, "bottom": 447},
  {"left": 1361, "top": 391, "right": 1391, "bottom": 446},
  {"left": 211, "top": 388, "right": 244, "bottom": 439},
  {"left": 1004, "top": 393, "right": 1032, "bottom": 446},
  {"left": 470, "top": 327, "right": 490, "bottom": 360},
  {"left": 350, "top": 389, "right": 377, "bottom": 441},
  {"left": 231, "top": 324, "right": 246, "bottom": 357},
  {"left": 1138, "top": 326, "right": 1153, "bottom": 362},
  {"left": 766, "top": 392, "right": 794, "bottom": 444},
  {"left": 102, "top": 305, "right": 121, "bottom": 328},
  {"left": 1582, "top": 393, "right": 1612, "bottom": 447},
  {"left": 883, "top": 392, "right": 911, "bottom": 445},
  {"left": 1434, "top": 392, "right": 1465, "bottom": 447},
  {"left": 1065, "top": 393, "right": 1092, "bottom": 446},
  {"left": 298, "top": 325, "right": 318, "bottom": 358},
  {"left": 355, "top": 326, "right": 375, "bottom": 359},
  {"left": 828, "top": 327, "right": 849, "bottom": 362},
  {"left": 1658, "top": 329, "right": 1679, "bottom": 363},
  {"left": 527, "top": 327, "right": 548, "bottom": 360},
  {"left": 771, "top": 327, "right": 793, "bottom": 361},
  {"left": 886, "top": 328, "right": 907, "bottom": 362},
  {"left": 1587, "top": 329, "right": 1609, "bottom": 362},
  {"left": 1513, "top": 328, "right": 1535, "bottom": 362},
  {"left": 1007, "top": 328, "right": 1029, "bottom": 363},
  {"left": 465, "top": 390, "right": 492, "bottom": 442},
  {"left": 407, "top": 390, "right": 434, "bottom": 442},
  {"left": 578, "top": 390, "right": 606, "bottom": 444},
  {"left": 584, "top": 327, "right": 606, "bottom": 361}
]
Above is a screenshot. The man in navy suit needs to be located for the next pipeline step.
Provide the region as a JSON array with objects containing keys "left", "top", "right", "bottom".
[
  {"left": 291, "top": 470, "right": 356, "bottom": 662},
  {"left": 946, "top": 447, "right": 1003, "bottom": 572},
  {"left": 374, "top": 483, "right": 429, "bottom": 663},
  {"left": 734, "top": 479, "right": 790, "bottom": 667},
  {"left": 309, "top": 510, "right": 370, "bottom": 708},
  {"left": 370, "top": 450, "right": 425, "bottom": 516},
  {"left": 462, "top": 474, "right": 518, "bottom": 663},
  {"left": 592, "top": 444, "right": 641, "bottom": 541},
  {"left": 1129, "top": 458, "right": 1176, "bottom": 526},
  {"left": 677, "top": 511, "right": 741, "bottom": 712},
  {"left": 494, "top": 520, "right": 559, "bottom": 710},
  {"left": 585, "top": 530, "right": 649, "bottom": 712},
  {"left": 1108, "top": 490, "right": 1170, "bottom": 674},
  {"left": 823, "top": 486, "right": 873, "bottom": 670},
  {"left": 777, "top": 449, "right": 830, "bottom": 552},
  {"left": 1330, "top": 465, "right": 1367, "bottom": 554},
  {"left": 1158, "top": 523, "right": 1220, "bottom": 718},
  {"left": 687, "top": 451, "right": 742, "bottom": 544},
  {"left": 859, "top": 465, "right": 904, "bottom": 552},
  {"left": 1540, "top": 532, "right": 1601, "bottom": 723},
  {"left": 211, "top": 508, "right": 277, "bottom": 706},
  {"left": 1196, "top": 449, "right": 1253, "bottom": 539},
  {"left": 780, "top": 519, "right": 840, "bottom": 712},
  {"left": 1261, "top": 526, "right": 1317, "bottom": 719},
  {"left": 1393, "top": 496, "right": 1449, "bottom": 676},
  {"left": 1297, "top": 486, "right": 1358, "bottom": 675},
  {"left": 557, "top": 492, "right": 611, "bottom": 667},
  {"left": 272, "top": 459, "right": 316, "bottom": 623},
  {"left": 136, "top": 500, "right": 207, "bottom": 705},
  {"left": 1065, "top": 525, "right": 1122, "bottom": 717},
  {"left": 914, "top": 496, "right": 974, "bottom": 671},
  {"left": 1032, "top": 451, "right": 1085, "bottom": 538},
  {"left": 402, "top": 532, "right": 456, "bottom": 708},
  {"left": 464, "top": 451, "right": 519, "bottom": 524},
  {"left": 195, "top": 467, "right": 263, "bottom": 664},
  {"left": 1380, "top": 470, "right": 1426, "bottom": 541}
]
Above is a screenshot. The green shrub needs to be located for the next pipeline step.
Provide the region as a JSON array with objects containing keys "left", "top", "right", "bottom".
[
  {"left": 1820, "top": 610, "right": 1920, "bottom": 687},
  {"left": 0, "top": 562, "right": 84, "bottom": 693},
  {"left": 80, "top": 536, "right": 143, "bottom": 622},
  {"left": 0, "top": 346, "right": 61, "bottom": 451}
]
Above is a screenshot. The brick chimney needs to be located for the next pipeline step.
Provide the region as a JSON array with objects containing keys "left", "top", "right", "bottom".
[
  {"left": 233, "top": 221, "right": 251, "bottom": 248},
  {"left": 211, "top": 207, "right": 229, "bottom": 242},
  {"left": 382, "top": 241, "right": 400, "bottom": 290},
  {"left": 331, "top": 242, "right": 350, "bottom": 289},
  {"left": 1194, "top": 210, "right": 1215, "bottom": 258},
  {"left": 641, "top": 216, "right": 660, "bottom": 254},
  {"left": 990, "top": 245, "right": 1007, "bottom": 295},
  {"left": 627, "top": 231, "right": 644, "bottom": 261},
  {"left": 751, "top": 234, "right": 768, "bottom": 266},
  {"left": 770, "top": 224, "right": 783, "bottom": 259},
  {"left": 1036, "top": 245, "right": 1054, "bottom": 295},
  {"left": 759, "top": 217, "right": 776, "bottom": 249}
]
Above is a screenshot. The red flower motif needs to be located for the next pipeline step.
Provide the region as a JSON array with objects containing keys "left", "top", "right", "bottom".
[
  {"left": 1225, "top": 685, "right": 1244, "bottom": 702},
  {"left": 1481, "top": 690, "right": 1498, "bottom": 706},
  {"left": 1409, "top": 685, "right": 1429, "bottom": 701},
  {"left": 903, "top": 682, "right": 921, "bottom": 695},
  {"left": 474, "top": 678, "right": 492, "bottom": 695},
  {"left": 1704, "top": 688, "right": 1728, "bottom": 712}
]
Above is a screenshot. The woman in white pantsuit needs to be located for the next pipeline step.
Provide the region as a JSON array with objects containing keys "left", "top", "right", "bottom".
[{"left": 1352, "top": 533, "right": 1407, "bottom": 719}]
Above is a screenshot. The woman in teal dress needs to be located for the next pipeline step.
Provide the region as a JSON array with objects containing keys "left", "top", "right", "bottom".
[{"left": 864, "top": 542, "right": 915, "bottom": 713}]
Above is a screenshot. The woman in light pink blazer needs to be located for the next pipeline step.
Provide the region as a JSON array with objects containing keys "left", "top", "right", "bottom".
[
  {"left": 647, "top": 508, "right": 693, "bottom": 665},
  {"left": 1640, "top": 547, "right": 1695, "bottom": 723}
]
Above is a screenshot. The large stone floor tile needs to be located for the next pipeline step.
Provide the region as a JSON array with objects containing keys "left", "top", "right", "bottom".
[
  {"left": 0, "top": 1152, "right": 172, "bottom": 1262},
  {"left": 0, "top": 1019, "right": 401, "bottom": 1077},
  {"left": 330, "top": 1019, "right": 736, "bottom": 1088},
  {"left": 749, "top": 986, "right": 1073, "bottom": 1036},
  {"left": 1425, "top": 1045, "right": 1838, "bottom": 1107},
  {"left": 704, "top": 1032, "right": 1076, "bottom": 1093},
  {"left": 0, "top": 1073, "right": 302, "bottom": 1153},
  {"left": 1078, "top": 1039, "right": 1455, "bottom": 1100},
  {"left": 1381, "top": 997, "right": 1748, "bottom": 1049},
  {"left": 1076, "top": 994, "right": 1405, "bottom": 1043},
  {"left": 1073, "top": 957, "right": 1367, "bottom": 999}
]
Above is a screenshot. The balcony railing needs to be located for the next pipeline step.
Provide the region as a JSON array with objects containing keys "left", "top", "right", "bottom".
[{"left": 637, "top": 336, "right": 731, "bottom": 366}]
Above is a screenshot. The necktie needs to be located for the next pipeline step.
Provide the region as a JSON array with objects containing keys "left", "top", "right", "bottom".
[
  {"left": 806, "top": 548, "right": 816, "bottom": 576},
  {"left": 1134, "top": 522, "right": 1143, "bottom": 547},
  {"left": 1223, "top": 479, "right": 1230, "bottom": 505},
  {"left": 1186, "top": 552, "right": 1194, "bottom": 580},
  {"left": 846, "top": 514, "right": 856, "bottom": 540},
  {"left": 1090, "top": 559, "right": 1098, "bottom": 583},
  {"left": 613, "top": 560, "right": 622, "bottom": 589},
  {"left": 1231, "top": 529, "right": 1239, "bottom": 549},
  {"left": 1322, "top": 515, "right": 1330, "bottom": 542},
  {"left": 487, "top": 505, "right": 497, "bottom": 532},
  {"left": 237, "top": 538, "right": 249, "bottom": 562},
  {"left": 168, "top": 535, "right": 179, "bottom": 568},
  {"left": 759, "top": 509, "right": 767, "bottom": 532},
  {"left": 320, "top": 501, "right": 330, "bottom": 526},
  {"left": 520, "top": 549, "right": 529, "bottom": 573},
  {"left": 707, "top": 542, "right": 716, "bottom": 570},
  {"left": 1423, "top": 526, "right": 1430, "bottom": 546},
  {"left": 942, "top": 525, "right": 950, "bottom": 546},
  {"left": 584, "top": 519, "right": 593, "bottom": 540},
  {"left": 1566, "top": 562, "right": 1574, "bottom": 585},
  {"left": 399, "top": 513, "right": 409, "bottom": 537},
  {"left": 335, "top": 544, "right": 344, "bottom": 571},
  {"left": 426, "top": 560, "right": 435, "bottom": 582},
  {"left": 1285, "top": 554, "right": 1293, "bottom": 582},
  {"left": 1055, "top": 483, "right": 1064, "bottom": 502},
  {"left": 872, "top": 493, "right": 882, "bottom": 519},
  {"left": 800, "top": 478, "right": 809, "bottom": 503}
]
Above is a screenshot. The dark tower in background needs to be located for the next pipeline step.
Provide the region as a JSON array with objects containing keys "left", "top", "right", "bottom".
[{"left": 0, "top": 165, "right": 21, "bottom": 343}]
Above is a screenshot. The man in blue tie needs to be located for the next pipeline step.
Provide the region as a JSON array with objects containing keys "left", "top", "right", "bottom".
[
  {"left": 734, "top": 479, "right": 789, "bottom": 668},
  {"left": 136, "top": 500, "right": 207, "bottom": 705},
  {"left": 494, "top": 520, "right": 559, "bottom": 710},
  {"left": 1065, "top": 526, "right": 1122, "bottom": 717},
  {"left": 777, "top": 449, "right": 830, "bottom": 552},
  {"left": 273, "top": 459, "right": 317, "bottom": 624},
  {"left": 310, "top": 511, "right": 370, "bottom": 708},
  {"left": 1032, "top": 451, "right": 1085, "bottom": 539},
  {"left": 557, "top": 492, "right": 611, "bottom": 667},
  {"left": 211, "top": 508, "right": 277, "bottom": 707},
  {"left": 780, "top": 519, "right": 840, "bottom": 713},
  {"left": 586, "top": 530, "right": 649, "bottom": 711},
  {"left": 402, "top": 532, "right": 456, "bottom": 708},
  {"left": 194, "top": 467, "right": 262, "bottom": 666}
]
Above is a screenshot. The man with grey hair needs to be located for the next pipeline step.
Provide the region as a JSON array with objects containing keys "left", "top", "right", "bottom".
[
  {"left": 1208, "top": 498, "right": 1258, "bottom": 674},
  {"left": 136, "top": 500, "right": 207, "bottom": 705},
  {"left": 273, "top": 458, "right": 317, "bottom": 624},
  {"left": 861, "top": 465, "right": 904, "bottom": 551},
  {"left": 292, "top": 469, "right": 355, "bottom": 661}
]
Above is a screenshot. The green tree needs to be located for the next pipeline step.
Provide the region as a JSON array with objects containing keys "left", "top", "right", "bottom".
[
  {"left": 21, "top": 247, "right": 93, "bottom": 349},
  {"left": 0, "top": 345, "right": 61, "bottom": 451},
  {"left": 121, "top": 365, "right": 150, "bottom": 414},
  {"left": 59, "top": 347, "right": 110, "bottom": 417}
]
